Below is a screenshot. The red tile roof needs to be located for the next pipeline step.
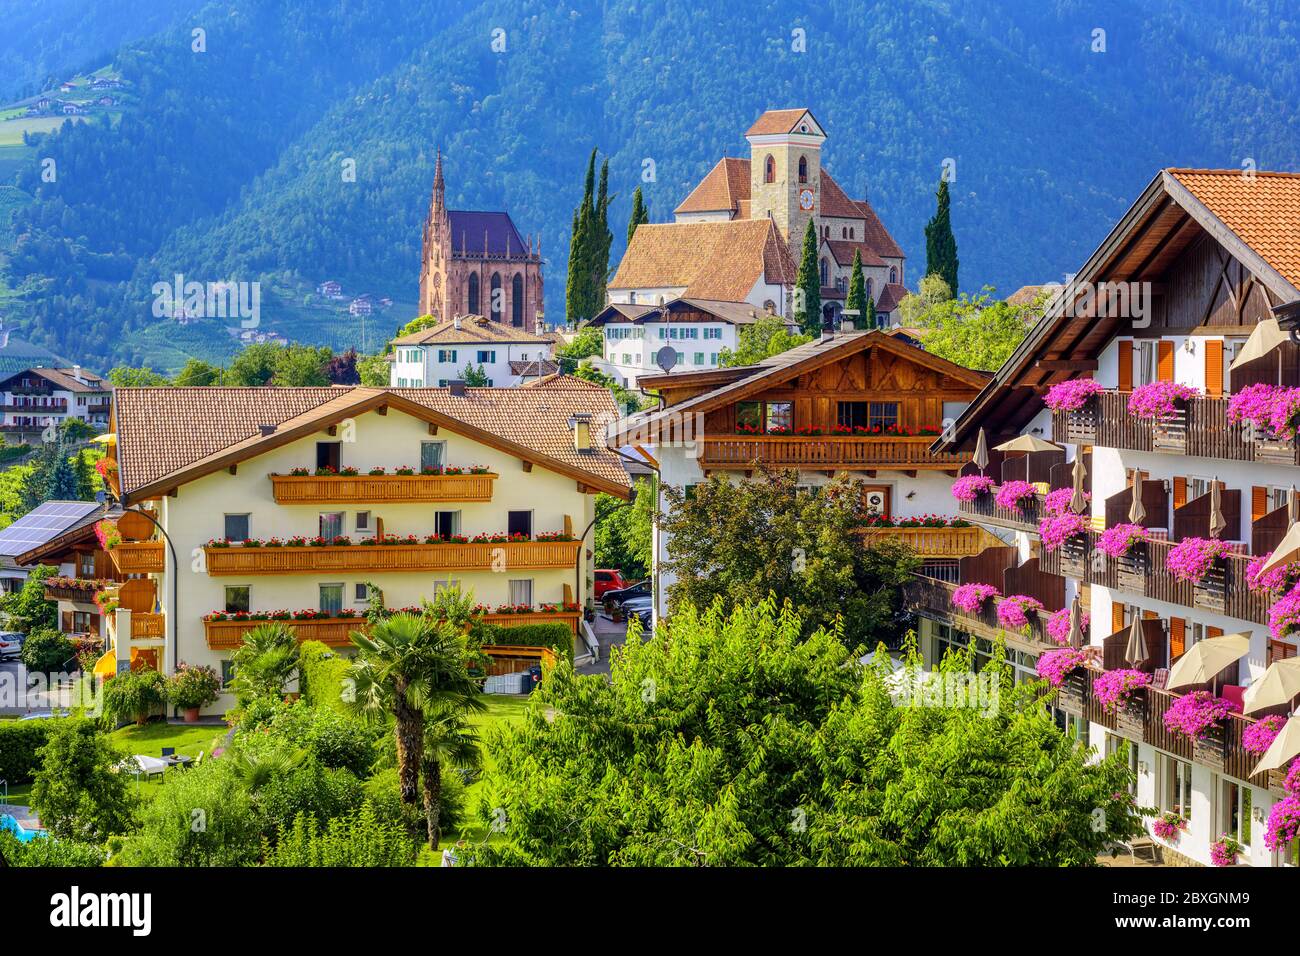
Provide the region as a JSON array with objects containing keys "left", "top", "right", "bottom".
[
  {"left": 674, "top": 157, "right": 750, "bottom": 214},
  {"left": 744, "top": 108, "right": 815, "bottom": 137}
]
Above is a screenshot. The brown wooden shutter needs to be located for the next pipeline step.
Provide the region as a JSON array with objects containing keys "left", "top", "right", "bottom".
[
  {"left": 1111, "top": 602, "right": 1125, "bottom": 634},
  {"left": 1118, "top": 340, "right": 1133, "bottom": 391},
  {"left": 1173, "top": 476, "right": 1187, "bottom": 509},
  {"left": 1207, "top": 625, "right": 1223, "bottom": 640},
  {"left": 1253, "top": 486, "right": 1270, "bottom": 523},
  {"left": 1204, "top": 339, "right": 1224, "bottom": 396},
  {"left": 1170, "top": 617, "right": 1186, "bottom": 660},
  {"left": 1157, "top": 340, "right": 1175, "bottom": 382}
]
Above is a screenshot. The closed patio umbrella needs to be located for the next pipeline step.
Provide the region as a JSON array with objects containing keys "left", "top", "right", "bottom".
[
  {"left": 993, "top": 434, "right": 1061, "bottom": 454},
  {"left": 1166, "top": 632, "right": 1250, "bottom": 690},
  {"left": 1252, "top": 712, "right": 1300, "bottom": 776},
  {"left": 1229, "top": 317, "right": 1290, "bottom": 371},
  {"left": 1209, "top": 478, "right": 1227, "bottom": 539},
  {"left": 1290, "top": 485, "right": 1298, "bottom": 525},
  {"left": 1067, "top": 593, "right": 1085, "bottom": 647},
  {"left": 973, "top": 427, "right": 989, "bottom": 474},
  {"left": 1128, "top": 470, "right": 1146, "bottom": 524},
  {"left": 1244, "top": 657, "right": 1300, "bottom": 714},
  {"left": 1261, "top": 521, "right": 1300, "bottom": 574},
  {"left": 1070, "top": 455, "right": 1088, "bottom": 515},
  {"left": 1124, "top": 614, "right": 1148, "bottom": 667}
]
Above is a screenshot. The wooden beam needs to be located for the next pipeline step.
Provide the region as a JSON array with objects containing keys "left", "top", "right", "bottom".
[
  {"left": 427, "top": 423, "right": 439, "bottom": 436},
  {"left": 522, "top": 460, "right": 533, "bottom": 473},
  {"left": 1036, "top": 359, "right": 1098, "bottom": 372},
  {"left": 376, "top": 405, "right": 387, "bottom": 416},
  {"left": 228, "top": 465, "right": 237, "bottom": 476}
]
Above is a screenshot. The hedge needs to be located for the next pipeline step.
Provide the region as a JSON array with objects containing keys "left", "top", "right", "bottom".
[
  {"left": 0, "top": 718, "right": 55, "bottom": 784},
  {"left": 486, "top": 622, "right": 574, "bottom": 662},
  {"left": 298, "top": 641, "right": 351, "bottom": 715}
]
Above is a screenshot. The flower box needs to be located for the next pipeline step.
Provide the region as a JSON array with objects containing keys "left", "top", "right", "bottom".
[
  {"left": 1193, "top": 724, "right": 1227, "bottom": 772},
  {"left": 1115, "top": 695, "right": 1147, "bottom": 739},
  {"left": 1057, "top": 670, "right": 1087, "bottom": 717},
  {"left": 1254, "top": 437, "right": 1298, "bottom": 466}
]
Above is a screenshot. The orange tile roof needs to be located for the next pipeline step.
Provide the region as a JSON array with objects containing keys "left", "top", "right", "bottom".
[
  {"left": 825, "top": 239, "right": 886, "bottom": 269},
  {"left": 1168, "top": 169, "right": 1300, "bottom": 289},
  {"left": 674, "top": 157, "right": 750, "bottom": 214},
  {"left": 113, "top": 378, "right": 629, "bottom": 498},
  {"left": 609, "top": 219, "right": 794, "bottom": 298},
  {"left": 820, "top": 173, "right": 905, "bottom": 260},
  {"left": 745, "top": 108, "right": 814, "bottom": 137},
  {"left": 390, "top": 315, "right": 552, "bottom": 346}
]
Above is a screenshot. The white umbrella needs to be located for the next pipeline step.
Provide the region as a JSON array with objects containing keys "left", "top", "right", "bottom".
[
  {"left": 1244, "top": 657, "right": 1300, "bottom": 714},
  {"left": 1261, "top": 522, "right": 1300, "bottom": 574},
  {"left": 1070, "top": 456, "right": 1088, "bottom": 515},
  {"left": 1124, "top": 615, "right": 1148, "bottom": 667},
  {"left": 1166, "top": 632, "right": 1250, "bottom": 690},
  {"left": 1128, "top": 471, "right": 1146, "bottom": 524},
  {"left": 993, "top": 434, "right": 1061, "bottom": 454},
  {"left": 1229, "top": 317, "right": 1289, "bottom": 371},
  {"left": 1252, "top": 713, "right": 1300, "bottom": 776},
  {"left": 973, "top": 427, "right": 989, "bottom": 474}
]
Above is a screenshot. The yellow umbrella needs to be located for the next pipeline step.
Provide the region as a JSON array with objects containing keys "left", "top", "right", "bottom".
[
  {"left": 993, "top": 434, "right": 1061, "bottom": 453},
  {"left": 1244, "top": 657, "right": 1300, "bottom": 714},
  {"left": 1166, "top": 632, "right": 1250, "bottom": 690},
  {"left": 1229, "top": 317, "right": 1290, "bottom": 371},
  {"left": 1251, "top": 712, "right": 1300, "bottom": 775},
  {"left": 89, "top": 433, "right": 116, "bottom": 444},
  {"left": 1261, "top": 522, "right": 1300, "bottom": 574}
]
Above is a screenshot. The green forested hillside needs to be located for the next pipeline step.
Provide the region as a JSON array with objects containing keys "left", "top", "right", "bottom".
[{"left": 0, "top": 0, "right": 1297, "bottom": 372}]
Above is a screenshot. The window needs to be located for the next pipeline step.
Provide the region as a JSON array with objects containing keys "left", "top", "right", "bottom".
[
  {"left": 1219, "top": 777, "right": 1252, "bottom": 852},
  {"left": 224, "top": 513, "right": 250, "bottom": 543},
  {"left": 78, "top": 552, "right": 95, "bottom": 577},
  {"left": 421, "top": 441, "right": 446, "bottom": 471},
  {"left": 866, "top": 278, "right": 873, "bottom": 299},
  {"left": 704, "top": 327, "right": 721, "bottom": 340},
  {"left": 224, "top": 586, "right": 250, "bottom": 614},
  {"left": 736, "top": 401, "right": 762, "bottom": 432},
  {"left": 477, "top": 350, "right": 496, "bottom": 364},
  {"left": 798, "top": 156, "right": 808, "bottom": 183},
  {"left": 693, "top": 352, "right": 704, "bottom": 365},
  {"left": 766, "top": 401, "right": 793, "bottom": 432},
  {"left": 682, "top": 327, "right": 698, "bottom": 339},
  {"left": 434, "top": 511, "right": 460, "bottom": 539},
  {"left": 507, "top": 510, "right": 533, "bottom": 539},
  {"left": 508, "top": 579, "right": 533, "bottom": 606},
  {"left": 676, "top": 351, "right": 685, "bottom": 366},
  {"left": 710, "top": 353, "right": 718, "bottom": 365},
  {"left": 319, "top": 584, "right": 344, "bottom": 616},
  {"left": 467, "top": 273, "right": 479, "bottom": 314},
  {"left": 220, "top": 661, "right": 236, "bottom": 689},
  {"left": 764, "top": 154, "right": 776, "bottom": 183},
  {"left": 1134, "top": 340, "right": 1157, "bottom": 387},
  {"left": 437, "top": 349, "right": 458, "bottom": 363},
  {"left": 1161, "top": 754, "right": 1193, "bottom": 819},
  {"left": 511, "top": 274, "right": 524, "bottom": 326},
  {"left": 1105, "top": 734, "right": 1140, "bottom": 795},
  {"left": 319, "top": 512, "right": 345, "bottom": 540},
  {"left": 869, "top": 402, "right": 899, "bottom": 429},
  {"left": 355, "top": 583, "right": 370, "bottom": 603},
  {"left": 889, "top": 266, "right": 898, "bottom": 284},
  {"left": 820, "top": 258, "right": 829, "bottom": 285},
  {"left": 837, "top": 401, "right": 868, "bottom": 429},
  {"left": 316, "top": 442, "right": 341, "bottom": 471},
  {"left": 355, "top": 511, "right": 370, "bottom": 532}
]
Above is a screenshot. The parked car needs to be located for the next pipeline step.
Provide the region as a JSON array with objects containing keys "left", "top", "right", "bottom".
[
  {"left": 620, "top": 595, "right": 653, "bottom": 630},
  {"left": 594, "top": 569, "right": 628, "bottom": 599},
  {"left": 602, "top": 580, "right": 650, "bottom": 615},
  {"left": 0, "top": 632, "right": 24, "bottom": 662}
]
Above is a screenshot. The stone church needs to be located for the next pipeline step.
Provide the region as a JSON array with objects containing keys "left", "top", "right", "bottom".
[{"left": 418, "top": 152, "right": 545, "bottom": 328}]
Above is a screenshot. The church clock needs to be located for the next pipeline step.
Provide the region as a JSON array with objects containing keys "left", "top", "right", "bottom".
[{"left": 798, "top": 188, "right": 815, "bottom": 211}]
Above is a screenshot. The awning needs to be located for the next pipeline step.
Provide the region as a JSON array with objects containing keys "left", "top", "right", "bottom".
[
  {"left": 1166, "top": 632, "right": 1250, "bottom": 690},
  {"left": 93, "top": 647, "right": 116, "bottom": 679},
  {"left": 1229, "top": 318, "right": 1290, "bottom": 371},
  {"left": 1244, "top": 657, "right": 1300, "bottom": 714}
]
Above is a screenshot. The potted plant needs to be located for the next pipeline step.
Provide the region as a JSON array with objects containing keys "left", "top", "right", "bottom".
[
  {"left": 951, "top": 475, "right": 995, "bottom": 502},
  {"left": 994, "top": 480, "right": 1038, "bottom": 513},
  {"left": 1039, "top": 512, "right": 1089, "bottom": 553},
  {"left": 1162, "top": 690, "right": 1238, "bottom": 741},
  {"left": 996, "top": 594, "right": 1044, "bottom": 631},
  {"left": 1092, "top": 668, "right": 1151, "bottom": 713},
  {"left": 1035, "top": 648, "right": 1087, "bottom": 687},
  {"left": 102, "top": 667, "right": 168, "bottom": 727},
  {"left": 167, "top": 662, "right": 221, "bottom": 722},
  {"left": 951, "top": 583, "right": 1000, "bottom": 614},
  {"left": 1152, "top": 811, "right": 1188, "bottom": 842},
  {"left": 1097, "top": 523, "right": 1149, "bottom": 559},
  {"left": 1046, "top": 606, "right": 1090, "bottom": 646},
  {"left": 1165, "top": 536, "right": 1233, "bottom": 585},
  {"left": 1127, "top": 381, "right": 1200, "bottom": 420},
  {"left": 1044, "top": 378, "right": 1104, "bottom": 412},
  {"left": 1243, "top": 715, "right": 1287, "bottom": 756},
  {"left": 1210, "top": 833, "right": 1243, "bottom": 867}
]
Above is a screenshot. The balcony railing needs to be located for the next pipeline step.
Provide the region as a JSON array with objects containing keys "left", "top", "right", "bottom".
[
  {"left": 904, "top": 574, "right": 1057, "bottom": 651},
  {"left": 202, "top": 539, "right": 581, "bottom": 576},
  {"left": 957, "top": 488, "right": 1045, "bottom": 533},
  {"left": 1038, "top": 530, "right": 1269, "bottom": 625},
  {"left": 858, "top": 525, "right": 1005, "bottom": 558},
  {"left": 698, "top": 435, "right": 967, "bottom": 471},
  {"left": 270, "top": 472, "right": 497, "bottom": 504},
  {"left": 44, "top": 579, "right": 111, "bottom": 603},
  {"left": 107, "top": 540, "right": 165, "bottom": 574},
  {"left": 205, "top": 616, "right": 361, "bottom": 650},
  {"left": 1052, "top": 390, "right": 1300, "bottom": 465},
  {"left": 482, "top": 610, "right": 581, "bottom": 637}
]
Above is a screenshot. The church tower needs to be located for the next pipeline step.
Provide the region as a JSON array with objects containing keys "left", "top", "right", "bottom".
[
  {"left": 418, "top": 149, "right": 449, "bottom": 318},
  {"left": 745, "top": 109, "right": 827, "bottom": 260}
]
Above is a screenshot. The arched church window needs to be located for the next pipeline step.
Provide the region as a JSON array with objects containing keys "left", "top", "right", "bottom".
[
  {"left": 764, "top": 155, "right": 776, "bottom": 183},
  {"left": 798, "top": 157, "right": 808, "bottom": 183},
  {"left": 889, "top": 267, "right": 898, "bottom": 284},
  {"left": 511, "top": 274, "right": 524, "bottom": 326},
  {"left": 820, "top": 258, "right": 829, "bottom": 285},
  {"left": 490, "top": 273, "right": 503, "bottom": 321},
  {"left": 467, "top": 273, "right": 479, "bottom": 314}
]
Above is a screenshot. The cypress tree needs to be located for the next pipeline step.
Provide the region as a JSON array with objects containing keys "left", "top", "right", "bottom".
[
  {"left": 794, "top": 219, "right": 822, "bottom": 337},
  {"left": 866, "top": 289, "right": 877, "bottom": 328},
  {"left": 924, "top": 175, "right": 959, "bottom": 294},
  {"left": 627, "top": 185, "right": 649, "bottom": 244},
  {"left": 565, "top": 150, "right": 598, "bottom": 323},
  {"left": 844, "top": 249, "right": 867, "bottom": 330},
  {"left": 589, "top": 158, "right": 613, "bottom": 317}
]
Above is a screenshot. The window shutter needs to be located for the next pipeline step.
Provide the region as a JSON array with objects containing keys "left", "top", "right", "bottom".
[
  {"left": 1207, "top": 626, "right": 1223, "bottom": 640},
  {"left": 1204, "top": 339, "right": 1224, "bottom": 396},
  {"left": 1117, "top": 340, "right": 1133, "bottom": 391},
  {"left": 1170, "top": 617, "right": 1186, "bottom": 660},
  {"left": 1253, "top": 486, "right": 1269, "bottom": 523},
  {"left": 1157, "top": 340, "right": 1175, "bottom": 382},
  {"left": 1111, "top": 602, "right": 1125, "bottom": 635},
  {"left": 1173, "top": 476, "right": 1187, "bottom": 509}
]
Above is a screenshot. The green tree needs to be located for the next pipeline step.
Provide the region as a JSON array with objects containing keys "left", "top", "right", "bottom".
[
  {"left": 717, "top": 314, "right": 812, "bottom": 367},
  {"left": 102, "top": 667, "right": 168, "bottom": 726},
  {"left": 794, "top": 218, "right": 822, "bottom": 336},
  {"left": 224, "top": 343, "right": 282, "bottom": 386},
  {"left": 1, "top": 564, "right": 58, "bottom": 633},
  {"left": 31, "top": 718, "right": 137, "bottom": 843},
  {"left": 917, "top": 289, "right": 1032, "bottom": 371},
  {"left": 659, "top": 469, "right": 918, "bottom": 650},
  {"left": 419, "top": 701, "right": 484, "bottom": 848},
  {"left": 565, "top": 150, "right": 598, "bottom": 324},
  {"left": 59, "top": 418, "right": 96, "bottom": 442},
  {"left": 396, "top": 314, "right": 441, "bottom": 337},
  {"left": 844, "top": 249, "right": 868, "bottom": 329},
  {"left": 173, "top": 358, "right": 223, "bottom": 386},
  {"left": 555, "top": 326, "right": 605, "bottom": 371},
  {"left": 346, "top": 612, "right": 482, "bottom": 847},
  {"left": 72, "top": 449, "right": 97, "bottom": 499},
  {"left": 460, "top": 362, "right": 489, "bottom": 387},
  {"left": 571, "top": 360, "right": 639, "bottom": 414},
  {"left": 272, "top": 344, "right": 332, "bottom": 386},
  {"left": 924, "top": 174, "right": 959, "bottom": 294},
  {"left": 19, "top": 626, "right": 75, "bottom": 673},
  {"left": 590, "top": 157, "right": 613, "bottom": 307},
  {"left": 594, "top": 477, "right": 654, "bottom": 579},
  {"left": 263, "top": 803, "right": 416, "bottom": 866},
  {"left": 627, "top": 184, "right": 649, "bottom": 244},
  {"left": 357, "top": 353, "right": 390, "bottom": 386},
  {"left": 896, "top": 273, "right": 954, "bottom": 327},
  {"left": 228, "top": 623, "right": 301, "bottom": 705},
  {"left": 107, "top": 366, "right": 170, "bottom": 388}
]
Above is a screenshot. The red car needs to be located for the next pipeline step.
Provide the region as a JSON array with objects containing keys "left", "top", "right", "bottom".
[{"left": 594, "top": 569, "right": 627, "bottom": 599}]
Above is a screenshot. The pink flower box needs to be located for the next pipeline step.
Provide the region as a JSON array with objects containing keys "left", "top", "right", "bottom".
[
  {"left": 1164, "top": 536, "right": 1232, "bottom": 584},
  {"left": 996, "top": 594, "right": 1044, "bottom": 630},
  {"left": 1043, "top": 378, "right": 1103, "bottom": 412},
  {"left": 951, "top": 583, "right": 999, "bottom": 614},
  {"left": 994, "top": 480, "right": 1038, "bottom": 511},
  {"left": 1093, "top": 668, "right": 1151, "bottom": 712},
  {"left": 951, "top": 475, "right": 994, "bottom": 502},
  {"left": 1162, "top": 690, "right": 1239, "bottom": 741},
  {"left": 1097, "top": 523, "right": 1148, "bottom": 559},
  {"left": 1036, "top": 648, "right": 1086, "bottom": 687}
]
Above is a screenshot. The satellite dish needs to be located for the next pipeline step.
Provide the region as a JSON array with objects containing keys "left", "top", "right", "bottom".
[{"left": 655, "top": 346, "right": 678, "bottom": 373}]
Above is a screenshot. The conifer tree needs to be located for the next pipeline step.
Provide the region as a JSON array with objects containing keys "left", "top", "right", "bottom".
[
  {"left": 627, "top": 186, "right": 649, "bottom": 244},
  {"left": 794, "top": 219, "right": 822, "bottom": 337},
  {"left": 589, "top": 158, "right": 613, "bottom": 316},
  {"left": 844, "top": 249, "right": 867, "bottom": 330},
  {"left": 565, "top": 150, "right": 598, "bottom": 323},
  {"left": 924, "top": 175, "right": 959, "bottom": 295}
]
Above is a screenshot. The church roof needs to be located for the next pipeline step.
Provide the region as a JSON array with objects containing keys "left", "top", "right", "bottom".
[
  {"left": 608, "top": 219, "right": 796, "bottom": 299},
  {"left": 674, "top": 157, "right": 751, "bottom": 215},
  {"left": 824, "top": 240, "right": 886, "bottom": 269},
  {"left": 390, "top": 315, "right": 552, "bottom": 346},
  {"left": 745, "top": 108, "right": 821, "bottom": 137},
  {"left": 448, "top": 210, "right": 529, "bottom": 258}
]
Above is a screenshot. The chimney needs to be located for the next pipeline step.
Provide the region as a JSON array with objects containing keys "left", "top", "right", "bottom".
[
  {"left": 840, "top": 310, "right": 860, "bottom": 334},
  {"left": 258, "top": 424, "right": 276, "bottom": 437},
  {"left": 569, "top": 413, "right": 593, "bottom": 452},
  {"left": 535, "top": 316, "right": 546, "bottom": 336},
  {"left": 820, "top": 322, "right": 835, "bottom": 344},
  {"left": 448, "top": 379, "right": 466, "bottom": 397},
  {"left": 453, "top": 314, "right": 461, "bottom": 330}
]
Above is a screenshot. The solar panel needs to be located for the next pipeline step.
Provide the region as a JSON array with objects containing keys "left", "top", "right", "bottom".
[{"left": 0, "top": 501, "right": 101, "bottom": 556}]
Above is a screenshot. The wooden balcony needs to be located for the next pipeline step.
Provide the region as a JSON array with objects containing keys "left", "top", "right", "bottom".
[
  {"left": 957, "top": 488, "right": 1045, "bottom": 533},
  {"left": 107, "top": 540, "right": 165, "bottom": 574},
  {"left": 131, "top": 612, "right": 165, "bottom": 640},
  {"left": 1038, "top": 529, "right": 1269, "bottom": 625},
  {"left": 44, "top": 579, "right": 110, "bottom": 603},
  {"left": 204, "top": 616, "right": 362, "bottom": 650},
  {"left": 1052, "top": 389, "right": 1300, "bottom": 464},
  {"left": 858, "top": 525, "right": 1005, "bottom": 558},
  {"left": 481, "top": 610, "right": 581, "bottom": 637},
  {"left": 698, "top": 435, "right": 966, "bottom": 471},
  {"left": 904, "top": 574, "right": 1058, "bottom": 652},
  {"left": 270, "top": 472, "right": 497, "bottom": 504},
  {"left": 202, "top": 539, "right": 581, "bottom": 576}
]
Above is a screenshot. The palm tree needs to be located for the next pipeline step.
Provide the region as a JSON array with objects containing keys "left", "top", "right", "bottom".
[
  {"left": 346, "top": 613, "right": 481, "bottom": 820},
  {"left": 228, "top": 623, "right": 299, "bottom": 704},
  {"left": 420, "top": 700, "right": 485, "bottom": 848}
]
